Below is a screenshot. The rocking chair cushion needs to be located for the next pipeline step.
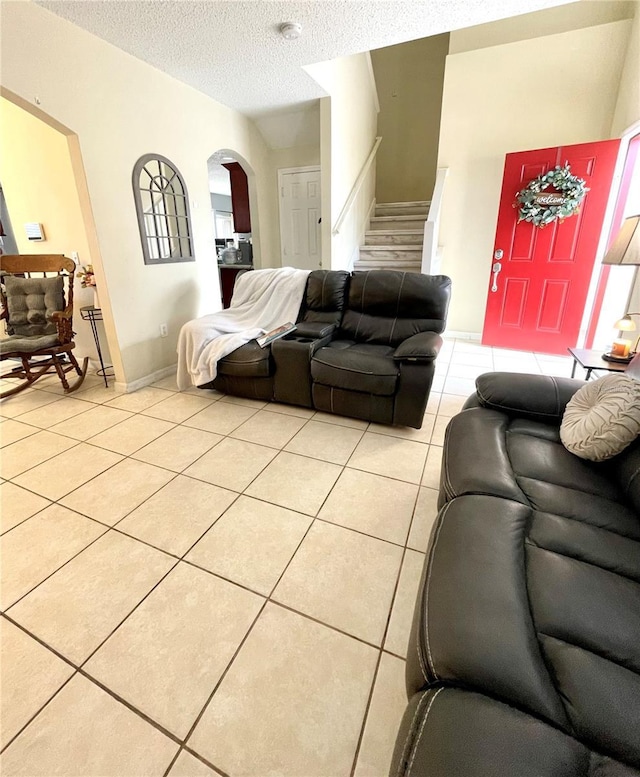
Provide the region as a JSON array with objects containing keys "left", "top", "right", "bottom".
[
  {"left": 4, "top": 275, "right": 64, "bottom": 336},
  {"left": 0, "top": 333, "right": 61, "bottom": 355}
]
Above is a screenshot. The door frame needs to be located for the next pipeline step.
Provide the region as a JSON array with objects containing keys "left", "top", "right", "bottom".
[
  {"left": 277, "top": 165, "right": 321, "bottom": 266},
  {"left": 583, "top": 127, "right": 640, "bottom": 347}
]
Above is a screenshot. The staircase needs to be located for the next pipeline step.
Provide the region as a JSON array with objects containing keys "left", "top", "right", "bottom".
[{"left": 356, "top": 200, "right": 430, "bottom": 273}]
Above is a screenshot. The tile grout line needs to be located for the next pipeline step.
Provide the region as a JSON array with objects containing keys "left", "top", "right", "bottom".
[
  {"left": 2, "top": 523, "right": 111, "bottom": 613},
  {"left": 348, "top": 473, "right": 423, "bottom": 777},
  {"left": 3, "top": 392, "right": 434, "bottom": 639},
  {"left": 175, "top": 497, "right": 324, "bottom": 766},
  {"left": 176, "top": 458, "right": 377, "bottom": 771},
  {"left": 348, "top": 648, "right": 385, "bottom": 777},
  {"left": 1, "top": 367, "right": 454, "bottom": 770},
  {"left": 341, "top": 420, "right": 440, "bottom": 774},
  {"left": 0, "top": 613, "right": 80, "bottom": 755}
]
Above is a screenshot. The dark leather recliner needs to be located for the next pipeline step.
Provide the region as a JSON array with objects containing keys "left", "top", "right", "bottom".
[
  {"left": 207, "top": 269, "right": 349, "bottom": 400},
  {"left": 392, "top": 372, "right": 640, "bottom": 777},
  {"left": 310, "top": 272, "right": 451, "bottom": 428}
]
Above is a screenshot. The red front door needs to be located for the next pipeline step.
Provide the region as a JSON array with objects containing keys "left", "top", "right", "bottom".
[{"left": 482, "top": 140, "right": 620, "bottom": 354}]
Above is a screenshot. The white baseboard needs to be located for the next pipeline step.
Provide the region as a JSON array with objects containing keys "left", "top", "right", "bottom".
[
  {"left": 444, "top": 330, "right": 482, "bottom": 341},
  {"left": 114, "top": 363, "right": 177, "bottom": 394}
]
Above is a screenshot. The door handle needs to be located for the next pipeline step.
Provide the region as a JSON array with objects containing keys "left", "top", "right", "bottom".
[{"left": 491, "top": 262, "right": 502, "bottom": 292}]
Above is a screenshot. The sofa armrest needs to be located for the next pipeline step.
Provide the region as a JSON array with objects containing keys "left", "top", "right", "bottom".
[
  {"left": 393, "top": 332, "right": 443, "bottom": 361},
  {"left": 475, "top": 372, "right": 585, "bottom": 424},
  {"left": 294, "top": 321, "right": 336, "bottom": 339}
]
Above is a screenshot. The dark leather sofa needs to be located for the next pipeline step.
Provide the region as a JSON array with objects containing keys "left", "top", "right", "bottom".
[
  {"left": 392, "top": 371, "right": 640, "bottom": 777},
  {"left": 204, "top": 269, "right": 451, "bottom": 429}
]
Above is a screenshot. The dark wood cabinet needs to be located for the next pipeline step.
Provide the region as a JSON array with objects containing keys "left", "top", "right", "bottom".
[
  {"left": 219, "top": 266, "right": 252, "bottom": 308},
  {"left": 222, "top": 162, "right": 251, "bottom": 234}
]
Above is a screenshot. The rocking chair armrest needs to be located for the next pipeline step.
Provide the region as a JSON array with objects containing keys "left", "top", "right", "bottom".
[
  {"left": 49, "top": 305, "right": 73, "bottom": 322},
  {"left": 50, "top": 306, "right": 74, "bottom": 344}
]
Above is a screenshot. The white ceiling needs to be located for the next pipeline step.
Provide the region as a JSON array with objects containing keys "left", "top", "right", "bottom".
[{"left": 35, "top": 0, "right": 574, "bottom": 118}]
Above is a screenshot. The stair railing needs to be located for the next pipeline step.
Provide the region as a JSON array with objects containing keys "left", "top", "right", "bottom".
[
  {"left": 332, "top": 136, "right": 382, "bottom": 237},
  {"left": 421, "top": 167, "right": 449, "bottom": 275}
]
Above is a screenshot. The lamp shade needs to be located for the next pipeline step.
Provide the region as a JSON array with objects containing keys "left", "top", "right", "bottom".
[
  {"left": 615, "top": 314, "right": 637, "bottom": 331},
  {"left": 602, "top": 215, "right": 640, "bottom": 265}
]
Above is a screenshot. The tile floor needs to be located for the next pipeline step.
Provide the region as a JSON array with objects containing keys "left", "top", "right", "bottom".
[{"left": 0, "top": 340, "right": 575, "bottom": 777}]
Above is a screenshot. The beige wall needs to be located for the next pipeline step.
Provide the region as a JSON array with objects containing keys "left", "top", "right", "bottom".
[
  {"left": 612, "top": 1, "right": 640, "bottom": 135},
  {"left": 1, "top": 1, "right": 276, "bottom": 388},
  {"left": 306, "top": 53, "right": 379, "bottom": 270},
  {"left": 371, "top": 35, "right": 449, "bottom": 203},
  {"left": 0, "top": 97, "right": 101, "bottom": 361},
  {"left": 437, "top": 19, "right": 632, "bottom": 335},
  {"left": 450, "top": 0, "right": 634, "bottom": 53}
]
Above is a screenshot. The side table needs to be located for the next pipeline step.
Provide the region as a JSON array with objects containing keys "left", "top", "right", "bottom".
[
  {"left": 567, "top": 347, "right": 630, "bottom": 380},
  {"left": 80, "top": 305, "right": 113, "bottom": 387}
]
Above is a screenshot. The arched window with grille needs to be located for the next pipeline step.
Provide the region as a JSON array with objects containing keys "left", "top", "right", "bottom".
[{"left": 132, "top": 154, "right": 194, "bottom": 264}]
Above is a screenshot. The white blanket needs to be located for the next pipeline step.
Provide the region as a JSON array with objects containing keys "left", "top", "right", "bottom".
[{"left": 177, "top": 266, "right": 311, "bottom": 390}]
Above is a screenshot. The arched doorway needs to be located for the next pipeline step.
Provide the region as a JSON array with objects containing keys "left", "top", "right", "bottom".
[
  {"left": 207, "top": 149, "right": 257, "bottom": 307},
  {"left": 0, "top": 89, "right": 121, "bottom": 381}
]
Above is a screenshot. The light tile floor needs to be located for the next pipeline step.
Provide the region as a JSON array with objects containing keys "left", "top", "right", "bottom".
[{"left": 0, "top": 340, "right": 575, "bottom": 776}]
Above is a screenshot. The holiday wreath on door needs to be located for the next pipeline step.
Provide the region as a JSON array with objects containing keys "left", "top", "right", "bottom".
[{"left": 515, "top": 163, "right": 589, "bottom": 228}]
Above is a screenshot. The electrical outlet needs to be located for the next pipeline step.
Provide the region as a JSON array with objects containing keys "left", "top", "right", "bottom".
[
  {"left": 71, "top": 251, "right": 79, "bottom": 263},
  {"left": 159, "top": 323, "right": 168, "bottom": 338}
]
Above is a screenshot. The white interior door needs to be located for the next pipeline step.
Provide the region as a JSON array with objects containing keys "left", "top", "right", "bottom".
[{"left": 279, "top": 168, "right": 321, "bottom": 269}]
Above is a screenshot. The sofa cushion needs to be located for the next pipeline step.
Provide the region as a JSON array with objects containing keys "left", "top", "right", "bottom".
[
  {"left": 393, "top": 688, "right": 640, "bottom": 777},
  {"left": 560, "top": 375, "right": 640, "bottom": 461},
  {"left": 339, "top": 271, "right": 451, "bottom": 345},
  {"left": 311, "top": 343, "right": 398, "bottom": 395},
  {"left": 0, "top": 333, "right": 61, "bottom": 354},
  {"left": 217, "top": 341, "right": 272, "bottom": 378},
  {"left": 410, "top": 493, "right": 640, "bottom": 768},
  {"left": 298, "top": 269, "right": 349, "bottom": 325},
  {"left": 441, "top": 408, "right": 625, "bottom": 509}
]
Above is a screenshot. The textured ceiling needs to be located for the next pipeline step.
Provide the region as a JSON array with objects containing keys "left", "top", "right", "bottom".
[{"left": 35, "top": 0, "right": 573, "bottom": 117}]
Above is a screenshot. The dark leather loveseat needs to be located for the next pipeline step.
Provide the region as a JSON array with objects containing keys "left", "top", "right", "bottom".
[
  {"left": 392, "top": 371, "right": 640, "bottom": 776},
  {"left": 204, "top": 269, "right": 451, "bottom": 429}
]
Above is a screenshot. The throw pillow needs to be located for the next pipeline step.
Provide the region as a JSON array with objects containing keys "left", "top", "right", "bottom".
[{"left": 560, "top": 374, "right": 640, "bottom": 462}]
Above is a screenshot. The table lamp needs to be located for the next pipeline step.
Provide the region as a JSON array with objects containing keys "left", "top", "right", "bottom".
[{"left": 608, "top": 312, "right": 640, "bottom": 360}]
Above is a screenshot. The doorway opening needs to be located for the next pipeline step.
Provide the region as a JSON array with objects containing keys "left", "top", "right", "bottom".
[
  {"left": 0, "top": 183, "right": 19, "bottom": 255},
  {"left": 207, "top": 149, "right": 256, "bottom": 308},
  {"left": 0, "top": 88, "right": 119, "bottom": 379}
]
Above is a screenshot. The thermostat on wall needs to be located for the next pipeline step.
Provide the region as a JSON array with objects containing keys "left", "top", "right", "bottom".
[{"left": 25, "top": 222, "right": 45, "bottom": 241}]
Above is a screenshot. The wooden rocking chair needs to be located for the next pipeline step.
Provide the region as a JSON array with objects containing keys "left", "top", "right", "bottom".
[{"left": 0, "top": 254, "right": 89, "bottom": 399}]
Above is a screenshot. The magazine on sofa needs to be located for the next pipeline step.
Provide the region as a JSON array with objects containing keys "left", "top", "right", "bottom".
[{"left": 256, "top": 322, "right": 296, "bottom": 348}]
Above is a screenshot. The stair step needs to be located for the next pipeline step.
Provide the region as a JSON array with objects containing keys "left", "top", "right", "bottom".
[
  {"left": 369, "top": 215, "right": 426, "bottom": 230},
  {"left": 375, "top": 200, "right": 431, "bottom": 217},
  {"left": 359, "top": 246, "right": 422, "bottom": 261},
  {"left": 356, "top": 260, "right": 422, "bottom": 273},
  {"left": 364, "top": 230, "right": 424, "bottom": 246}
]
